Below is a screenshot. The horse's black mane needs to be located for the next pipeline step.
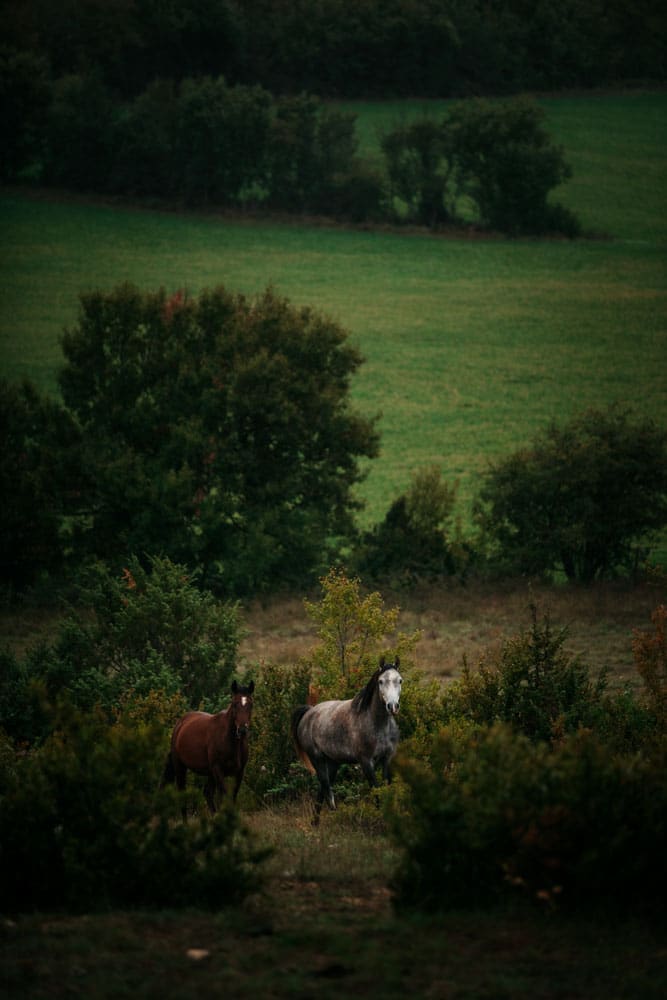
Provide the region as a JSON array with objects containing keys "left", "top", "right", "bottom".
[{"left": 352, "top": 658, "right": 397, "bottom": 714}]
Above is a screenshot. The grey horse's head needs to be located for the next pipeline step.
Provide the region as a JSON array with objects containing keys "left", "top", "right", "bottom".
[{"left": 377, "top": 656, "right": 402, "bottom": 715}]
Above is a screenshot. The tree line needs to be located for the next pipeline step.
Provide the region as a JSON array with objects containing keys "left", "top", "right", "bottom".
[
  {"left": 2, "top": 56, "right": 580, "bottom": 235},
  {"left": 2, "top": 0, "right": 665, "bottom": 100},
  {"left": 2, "top": 283, "right": 666, "bottom": 599}
]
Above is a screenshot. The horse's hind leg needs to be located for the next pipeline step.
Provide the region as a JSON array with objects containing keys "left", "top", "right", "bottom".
[
  {"left": 312, "top": 760, "right": 337, "bottom": 826},
  {"left": 160, "top": 751, "right": 175, "bottom": 789},
  {"left": 171, "top": 759, "right": 188, "bottom": 821}
]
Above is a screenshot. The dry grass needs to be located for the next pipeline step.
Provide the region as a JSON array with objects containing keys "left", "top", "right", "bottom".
[
  {"left": 2, "top": 577, "right": 662, "bottom": 693},
  {"left": 238, "top": 578, "right": 665, "bottom": 691}
]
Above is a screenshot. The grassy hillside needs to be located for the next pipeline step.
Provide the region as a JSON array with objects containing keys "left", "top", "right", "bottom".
[{"left": 1, "top": 92, "right": 665, "bottom": 536}]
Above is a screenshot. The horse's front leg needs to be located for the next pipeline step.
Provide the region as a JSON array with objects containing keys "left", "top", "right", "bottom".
[
  {"left": 204, "top": 775, "right": 218, "bottom": 814},
  {"left": 381, "top": 755, "right": 393, "bottom": 784},
  {"left": 360, "top": 759, "right": 378, "bottom": 790},
  {"left": 232, "top": 766, "right": 246, "bottom": 803}
]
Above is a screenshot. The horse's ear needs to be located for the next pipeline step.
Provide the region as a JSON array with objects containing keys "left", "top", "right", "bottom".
[
  {"left": 248, "top": 681, "right": 255, "bottom": 694},
  {"left": 231, "top": 680, "right": 238, "bottom": 693},
  {"left": 394, "top": 655, "right": 400, "bottom": 668},
  {"left": 379, "top": 655, "right": 385, "bottom": 669}
]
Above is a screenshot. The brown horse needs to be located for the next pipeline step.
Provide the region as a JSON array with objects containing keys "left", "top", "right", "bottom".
[{"left": 161, "top": 680, "right": 254, "bottom": 817}]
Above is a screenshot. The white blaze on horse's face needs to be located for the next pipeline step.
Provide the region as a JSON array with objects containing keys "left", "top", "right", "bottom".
[{"left": 378, "top": 667, "right": 402, "bottom": 715}]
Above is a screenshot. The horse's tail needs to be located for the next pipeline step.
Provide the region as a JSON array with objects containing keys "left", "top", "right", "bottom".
[
  {"left": 160, "top": 750, "right": 175, "bottom": 789},
  {"left": 291, "top": 705, "right": 316, "bottom": 775}
]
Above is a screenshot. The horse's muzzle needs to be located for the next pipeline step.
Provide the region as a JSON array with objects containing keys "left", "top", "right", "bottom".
[
  {"left": 386, "top": 702, "right": 400, "bottom": 716},
  {"left": 235, "top": 725, "right": 250, "bottom": 738}
]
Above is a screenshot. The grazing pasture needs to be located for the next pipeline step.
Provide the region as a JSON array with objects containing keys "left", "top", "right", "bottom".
[{"left": 1, "top": 92, "right": 665, "bottom": 539}]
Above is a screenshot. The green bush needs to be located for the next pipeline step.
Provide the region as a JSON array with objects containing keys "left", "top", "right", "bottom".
[
  {"left": 110, "top": 79, "right": 179, "bottom": 198},
  {"left": 633, "top": 604, "right": 667, "bottom": 730},
  {"left": 380, "top": 96, "right": 580, "bottom": 235},
  {"left": 445, "top": 96, "right": 579, "bottom": 235},
  {"left": 44, "top": 71, "right": 116, "bottom": 191},
  {"left": 381, "top": 118, "right": 455, "bottom": 226},
  {"left": 0, "top": 45, "right": 50, "bottom": 180},
  {"left": 3, "top": 558, "right": 243, "bottom": 735},
  {"left": 444, "top": 605, "right": 607, "bottom": 742},
  {"left": 390, "top": 723, "right": 667, "bottom": 912},
  {"left": 0, "top": 703, "right": 269, "bottom": 913},
  {"left": 175, "top": 76, "right": 272, "bottom": 205},
  {"left": 358, "top": 466, "right": 469, "bottom": 584},
  {"left": 242, "top": 659, "right": 313, "bottom": 801},
  {"left": 474, "top": 407, "right": 667, "bottom": 582}
]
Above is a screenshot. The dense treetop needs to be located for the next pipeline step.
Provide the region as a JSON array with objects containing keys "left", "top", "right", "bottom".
[{"left": 3, "top": 0, "right": 665, "bottom": 99}]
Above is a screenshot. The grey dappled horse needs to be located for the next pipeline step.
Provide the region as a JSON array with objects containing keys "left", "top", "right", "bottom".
[{"left": 291, "top": 656, "right": 402, "bottom": 824}]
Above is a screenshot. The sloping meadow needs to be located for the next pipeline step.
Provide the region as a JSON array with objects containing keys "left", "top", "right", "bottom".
[{"left": 1, "top": 91, "right": 665, "bottom": 542}]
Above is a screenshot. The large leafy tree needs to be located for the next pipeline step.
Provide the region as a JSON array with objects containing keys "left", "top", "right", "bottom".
[
  {"left": 59, "top": 283, "right": 379, "bottom": 593},
  {"left": 0, "top": 378, "right": 86, "bottom": 589},
  {"left": 475, "top": 407, "right": 667, "bottom": 582}
]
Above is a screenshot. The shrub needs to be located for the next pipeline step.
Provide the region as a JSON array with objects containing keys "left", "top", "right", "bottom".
[
  {"left": 633, "top": 604, "right": 667, "bottom": 724},
  {"left": 0, "top": 649, "right": 51, "bottom": 746},
  {"left": 9, "top": 557, "right": 243, "bottom": 729},
  {"left": 0, "top": 45, "right": 50, "bottom": 180},
  {"left": 302, "top": 567, "right": 440, "bottom": 752},
  {"left": 0, "top": 703, "right": 269, "bottom": 912},
  {"left": 44, "top": 72, "right": 116, "bottom": 191},
  {"left": 242, "top": 659, "right": 313, "bottom": 801},
  {"left": 303, "top": 567, "right": 419, "bottom": 699},
  {"left": 444, "top": 605, "right": 607, "bottom": 742},
  {"left": 390, "top": 723, "right": 667, "bottom": 912},
  {"left": 323, "top": 162, "right": 388, "bottom": 224},
  {"left": 57, "top": 556, "right": 242, "bottom": 710},
  {"left": 266, "top": 94, "right": 359, "bottom": 213},
  {"left": 474, "top": 406, "right": 667, "bottom": 582},
  {"left": 381, "top": 118, "right": 455, "bottom": 226},
  {"left": 357, "top": 466, "right": 469, "bottom": 584},
  {"left": 446, "top": 96, "right": 579, "bottom": 235},
  {"left": 380, "top": 96, "right": 581, "bottom": 235},
  {"left": 110, "top": 79, "right": 179, "bottom": 198},
  {"left": 174, "top": 76, "right": 272, "bottom": 205}
]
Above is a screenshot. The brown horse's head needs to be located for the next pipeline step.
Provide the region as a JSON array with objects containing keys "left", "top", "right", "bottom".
[{"left": 230, "top": 680, "right": 254, "bottom": 738}]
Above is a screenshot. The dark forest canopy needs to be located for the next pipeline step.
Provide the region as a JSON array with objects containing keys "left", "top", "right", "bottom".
[{"left": 3, "top": 0, "right": 665, "bottom": 99}]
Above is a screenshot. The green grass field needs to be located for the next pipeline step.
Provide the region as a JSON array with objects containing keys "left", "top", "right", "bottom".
[{"left": 1, "top": 91, "right": 665, "bottom": 533}]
